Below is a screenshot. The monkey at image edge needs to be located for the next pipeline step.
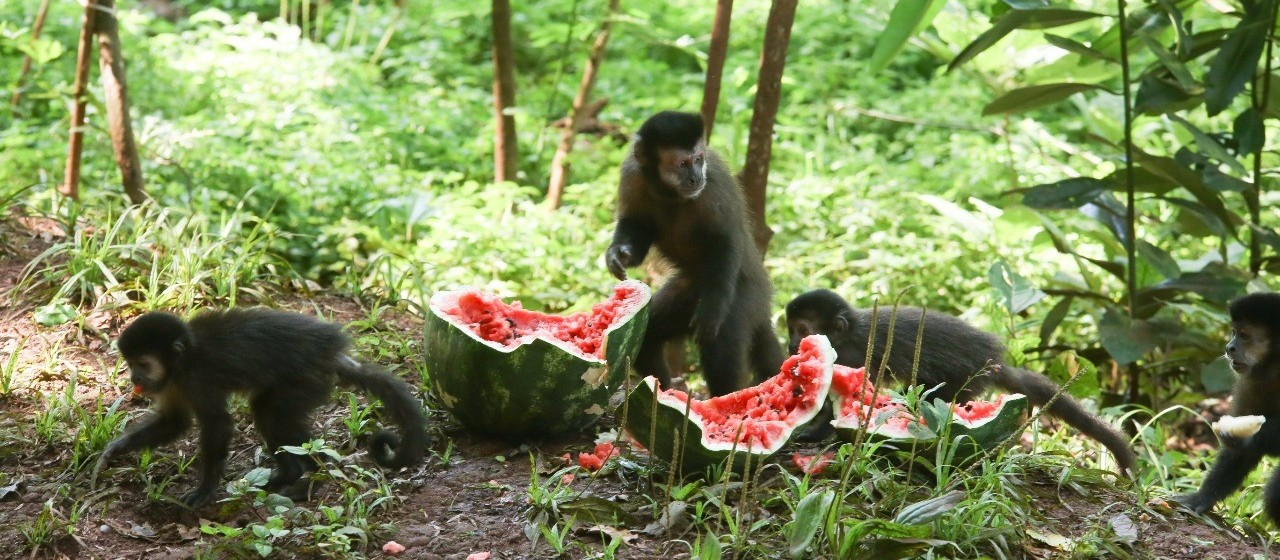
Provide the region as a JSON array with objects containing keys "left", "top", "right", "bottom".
[
  {"left": 1174, "top": 292, "right": 1280, "bottom": 523},
  {"left": 606, "top": 111, "right": 786, "bottom": 396},
  {"left": 94, "top": 308, "right": 430, "bottom": 507}
]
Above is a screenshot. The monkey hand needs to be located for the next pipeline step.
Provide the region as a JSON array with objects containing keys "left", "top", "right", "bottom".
[
  {"left": 1170, "top": 493, "right": 1215, "bottom": 515},
  {"left": 606, "top": 244, "right": 638, "bottom": 280},
  {"left": 692, "top": 301, "right": 727, "bottom": 341},
  {"left": 180, "top": 486, "right": 215, "bottom": 508},
  {"left": 1219, "top": 432, "right": 1255, "bottom": 451}
]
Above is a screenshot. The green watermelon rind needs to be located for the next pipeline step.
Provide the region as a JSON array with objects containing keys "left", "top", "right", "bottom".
[
  {"left": 933, "top": 393, "right": 1029, "bottom": 453},
  {"left": 425, "top": 280, "right": 650, "bottom": 439},
  {"left": 620, "top": 335, "right": 836, "bottom": 472}
]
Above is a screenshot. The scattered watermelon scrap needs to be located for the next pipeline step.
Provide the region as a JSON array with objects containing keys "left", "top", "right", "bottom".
[
  {"left": 829, "top": 365, "right": 929, "bottom": 441},
  {"left": 791, "top": 452, "right": 835, "bottom": 475},
  {"left": 577, "top": 442, "right": 619, "bottom": 471}
]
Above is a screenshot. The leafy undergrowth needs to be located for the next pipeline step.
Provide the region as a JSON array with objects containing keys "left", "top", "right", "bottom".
[{"left": 0, "top": 220, "right": 1275, "bottom": 560}]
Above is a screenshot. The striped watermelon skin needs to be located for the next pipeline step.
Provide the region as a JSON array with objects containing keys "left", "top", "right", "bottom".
[
  {"left": 620, "top": 335, "right": 836, "bottom": 473},
  {"left": 425, "top": 282, "right": 650, "bottom": 439}
]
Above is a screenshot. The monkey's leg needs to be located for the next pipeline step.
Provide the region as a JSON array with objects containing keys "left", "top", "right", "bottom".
[
  {"left": 697, "top": 305, "right": 752, "bottom": 397},
  {"left": 183, "top": 402, "right": 236, "bottom": 507},
  {"left": 251, "top": 391, "right": 323, "bottom": 493},
  {"left": 1175, "top": 447, "right": 1264, "bottom": 514},
  {"left": 636, "top": 278, "right": 696, "bottom": 389},
  {"left": 1265, "top": 466, "right": 1280, "bottom": 524}
]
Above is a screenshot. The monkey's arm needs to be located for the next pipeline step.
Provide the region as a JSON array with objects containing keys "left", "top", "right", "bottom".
[
  {"left": 1174, "top": 447, "right": 1264, "bottom": 514},
  {"left": 606, "top": 215, "right": 656, "bottom": 280},
  {"left": 691, "top": 232, "right": 740, "bottom": 339},
  {"left": 94, "top": 407, "right": 191, "bottom": 482},
  {"left": 1223, "top": 416, "right": 1280, "bottom": 455}
]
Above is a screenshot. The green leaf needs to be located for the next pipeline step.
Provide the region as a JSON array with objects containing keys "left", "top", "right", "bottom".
[
  {"left": 894, "top": 490, "right": 964, "bottom": 524},
  {"left": 1039, "top": 296, "right": 1073, "bottom": 344},
  {"left": 1134, "top": 75, "right": 1199, "bottom": 116},
  {"left": 1205, "top": 18, "right": 1270, "bottom": 116},
  {"left": 699, "top": 533, "right": 723, "bottom": 560},
  {"left": 989, "top": 260, "right": 1046, "bottom": 315},
  {"left": 1137, "top": 32, "right": 1195, "bottom": 88},
  {"left": 1098, "top": 308, "right": 1158, "bottom": 365},
  {"left": 1043, "top": 33, "right": 1113, "bottom": 61},
  {"left": 983, "top": 83, "right": 1107, "bottom": 116},
  {"left": 1043, "top": 351, "right": 1100, "bottom": 398},
  {"left": 34, "top": 301, "right": 77, "bottom": 326},
  {"left": 1137, "top": 240, "right": 1180, "bottom": 280},
  {"left": 949, "top": 9, "right": 1104, "bottom": 72},
  {"left": 1203, "top": 168, "right": 1251, "bottom": 193},
  {"left": 1168, "top": 115, "right": 1245, "bottom": 173},
  {"left": 1132, "top": 150, "right": 1236, "bottom": 235},
  {"left": 869, "top": 0, "right": 947, "bottom": 73},
  {"left": 1234, "top": 107, "right": 1265, "bottom": 155},
  {"left": 1201, "top": 357, "right": 1236, "bottom": 393},
  {"left": 787, "top": 490, "right": 835, "bottom": 559},
  {"left": 1021, "top": 177, "right": 1111, "bottom": 209}
]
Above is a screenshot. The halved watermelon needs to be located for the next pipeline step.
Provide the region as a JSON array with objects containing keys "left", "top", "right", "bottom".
[
  {"left": 829, "top": 365, "right": 933, "bottom": 443},
  {"left": 425, "top": 281, "right": 650, "bottom": 438},
  {"left": 830, "top": 365, "right": 1027, "bottom": 457},
  {"left": 620, "top": 335, "right": 836, "bottom": 472}
]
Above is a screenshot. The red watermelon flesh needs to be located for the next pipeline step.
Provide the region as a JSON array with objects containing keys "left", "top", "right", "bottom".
[
  {"left": 830, "top": 365, "right": 926, "bottom": 436},
  {"left": 951, "top": 394, "right": 1018, "bottom": 427},
  {"left": 436, "top": 282, "right": 648, "bottom": 358},
  {"left": 654, "top": 336, "right": 834, "bottom": 451}
]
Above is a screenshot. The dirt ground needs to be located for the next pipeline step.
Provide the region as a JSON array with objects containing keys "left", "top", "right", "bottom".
[{"left": 0, "top": 218, "right": 1275, "bottom": 559}]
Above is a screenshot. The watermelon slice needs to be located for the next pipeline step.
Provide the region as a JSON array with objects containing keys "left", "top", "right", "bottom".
[
  {"left": 620, "top": 335, "right": 836, "bottom": 472},
  {"left": 829, "top": 365, "right": 1028, "bottom": 458},
  {"left": 425, "top": 281, "right": 650, "bottom": 438}
]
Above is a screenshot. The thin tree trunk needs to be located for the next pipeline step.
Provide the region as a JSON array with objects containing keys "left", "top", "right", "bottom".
[
  {"left": 738, "top": 0, "right": 796, "bottom": 255},
  {"left": 9, "top": 0, "right": 52, "bottom": 114},
  {"left": 545, "top": 0, "right": 620, "bottom": 209},
  {"left": 491, "top": 0, "right": 519, "bottom": 183},
  {"left": 62, "top": 0, "right": 99, "bottom": 201},
  {"left": 700, "top": 0, "right": 733, "bottom": 140},
  {"left": 96, "top": 0, "right": 147, "bottom": 204}
]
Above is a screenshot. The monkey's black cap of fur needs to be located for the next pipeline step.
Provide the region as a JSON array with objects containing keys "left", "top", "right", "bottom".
[
  {"left": 1229, "top": 292, "right": 1280, "bottom": 332},
  {"left": 118, "top": 311, "right": 189, "bottom": 356},
  {"left": 636, "top": 111, "right": 704, "bottom": 151}
]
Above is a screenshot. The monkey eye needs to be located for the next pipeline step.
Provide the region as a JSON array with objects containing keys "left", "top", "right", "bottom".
[{"left": 694, "top": 155, "right": 704, "bottom": 164}]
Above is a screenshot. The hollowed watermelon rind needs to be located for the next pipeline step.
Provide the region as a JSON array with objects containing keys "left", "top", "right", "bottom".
[
  {"left": 620, "top": 335, "right": 836, "bottom": 473},
  {"left": 926, "top": 394, "right": 1029, "bottom": 455},
  {"left": 425, "top": 281, "right": 650, "bottom": 439}
]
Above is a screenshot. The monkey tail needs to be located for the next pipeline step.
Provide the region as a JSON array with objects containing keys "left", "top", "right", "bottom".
[
  {"left": 337, "top": 357, "right": 429, "bottom": 469},
  {"left": 993, "top": 366, "right": 1137, "bottom": 475}
]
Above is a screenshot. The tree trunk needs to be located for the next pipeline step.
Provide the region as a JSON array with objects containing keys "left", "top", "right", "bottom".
[
  {"left": 9, "top": 0, "right": 52, "bottom": 114},
  {"left": 61, "top": 0, "right": 99, "bottom": 201},
  {"left": 96, "top": 0, "right": 148, "bottom": 204},
  {"left": 700, "top": 0, "right": 733, "bottom": 140},
  {"left": 491, "top": 0, "right": 519, "bottom": 183},
  {"left": 738, "top": 0, "right": 796, "bottom": 255},
  {"left": 545, "top": 0, "right": 621, "bottom": 210}
]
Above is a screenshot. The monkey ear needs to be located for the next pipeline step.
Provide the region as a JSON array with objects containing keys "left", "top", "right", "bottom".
[
  {"left": 834, "top": 314, "right": 850, "bottom": 332},
  {"left": 632, "top": 136, "right": 648, "bottom": 166}
]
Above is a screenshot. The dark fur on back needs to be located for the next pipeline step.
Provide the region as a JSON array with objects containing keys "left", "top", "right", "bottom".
[{"left": 785, "top": 289, "right": 1136, "bottom": 473}]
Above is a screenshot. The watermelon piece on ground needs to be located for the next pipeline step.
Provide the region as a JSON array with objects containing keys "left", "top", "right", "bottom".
[
  {"left": 425, "top": 281, "right": 650, "bottom": 438},
  {"left": 620, "top": 335, "right": 837, "bottom": 472}
]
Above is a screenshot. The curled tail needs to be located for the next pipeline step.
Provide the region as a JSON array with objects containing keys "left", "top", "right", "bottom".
[
  {"left": 994, "top": 366, "right": 1136, "bottom": 474},
  {"left": 337, "top": 356, "right": 429, "bottom": 469}
]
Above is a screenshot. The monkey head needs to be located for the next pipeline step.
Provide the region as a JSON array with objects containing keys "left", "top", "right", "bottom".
[
  {"left": 634, "top": 111, "right": 707, "bottom": 199},
  {"left": 117, "top": 311, "right": 193, "bottom": 394},
  {"left": 1226, "top": 293, "right": 1280, "bottom": 378},
  {"left": 785, "top": 289, "right": 854, "bottom": 354}
]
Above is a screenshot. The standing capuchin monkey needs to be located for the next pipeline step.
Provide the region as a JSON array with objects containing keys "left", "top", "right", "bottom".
[
  {"left": 1175, "top": 292, "right": 1280, "bottom": 522},
  {"left": 785, "top": 289, "right": 1137, "bottom": 474},
  {"left": 606, "top": 111, "right": 785, "bottom": 396},
  {"left": 94, "top": 309, "right": 429, "bottom": 507}
]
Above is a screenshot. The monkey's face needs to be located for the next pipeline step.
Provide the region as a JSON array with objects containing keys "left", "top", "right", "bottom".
[
  {"left": 786, "top": 314, "right": 847, "bottom": 354},
  {"left": 1226, "top": 321, "right": 1270, "bottom": 376},
  {"left": 125, "top": 353, "right": 170, "bottom": 394},
  {"left": 656, "top": 141, "right": 707, "bottom": 199}
]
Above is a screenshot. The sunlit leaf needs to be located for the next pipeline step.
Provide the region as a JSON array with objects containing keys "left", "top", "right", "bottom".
[
  {"left": 983, "top": 83, "right": 1108, "bottom": 116},
  {"left": 949, "top": 9, "right": 1104, "bottom": 72},
  {"left": 989, "top": 260, "right": 1046, "bottom": 315},
  {"left": 869, "top": 0, "right": 948, "bottom": 73},
  {"left": 1043, "top": 33, "right": 1112, "bottom": 61},
  {"left": 1137, "top": 32, "right": 1195, "bottom": 88}
]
